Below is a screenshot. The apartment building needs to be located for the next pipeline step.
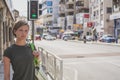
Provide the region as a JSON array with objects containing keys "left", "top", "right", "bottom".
[
  {"left": 58, "top": 0, "right": 76, "bottom": 30},
  {"left": 41, "top": 0, "right": 60, "bottom": 36},
  {"left": 41, "top": 0, "right": 115, "bottom": 38},
  {"left": 58, "top": 0, "right": 89, "bottom": 31},
  {"left": 110, "top": 0, "right": 120, "bottom": 43},
  {"left": 40, "top": 0, "right": 89, "bottom": 36},
  {"left": 41, "top": 0, "right": 53, "bottom": 28},
  {"left": 89, "top": 0, "right": 113, "bottom": 37},
  {"left": 75, "top": 0, "right": 89, "bottom": 36},
  {"left": 58, "top": 0, "right": 66, "bottom": 30}
]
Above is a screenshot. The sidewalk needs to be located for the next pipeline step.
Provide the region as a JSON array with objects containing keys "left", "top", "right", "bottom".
[
  {"left": 0, "top": 61, "right": 4, "bottom": 80},
  {"left": 0, "top": 61, "right": 47, "bottom": 80},
  {"left": 92, "top": 41, "right": 120, "bottom": 46},
  {"left": 0, "top": 61, "right": 13, "bottom": 80},
  {"left": 69, "top": 40, "right": 120, "bottom": 46}
]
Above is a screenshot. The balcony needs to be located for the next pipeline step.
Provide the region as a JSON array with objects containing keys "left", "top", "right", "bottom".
[
  {"left": 59, "top": 0, "right": 65, "bottom": 4},
  {"left": 66, "top": 0, "right": 74, "bottom": 4},
  {"left": 76, "top": 1, "right": 84, "bottom": 6},
  {"left": 66, "top": 4, "right": 74, "bottom": 12},
  {"left": 59, "top": 13, "right": 65, "bottom": 17},
  {"left": 66, "top": 12, "right": 74, "bottom": 15},
  {"left": 43, "top": 15, "right": 52, "bottom": 24},
  {"left": 42, "top": 12, "right": 52, "bottom": 18},
  {"left": 58, "top": 4, "right": 65, "bottom": 14},
  {"left": 41, "top": 0, "right": 46, "bottom": 3},
  {"left": 76, "top": 7, "right": 89, "bottom": 13},
  {"left": 46, "top": 16, "right": 53, "bottom": 22},
  {"left": 58, "top": 10, "right": 65, "bottom": 14},
  {"left": 65, "top": 9, "right": 74, "bottom": 12}
]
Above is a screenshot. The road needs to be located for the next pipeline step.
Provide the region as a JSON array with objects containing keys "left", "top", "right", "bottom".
[{"left": 35, "top": 40, "right": 120, "bottom": 80}]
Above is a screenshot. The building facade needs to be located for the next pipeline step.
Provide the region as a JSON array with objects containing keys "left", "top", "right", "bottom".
[
  {"left": 58, "top": 0, "right": 89, "bottom": 37},
  {"left": 110, "top": 0, "right": 120, "bottom": 43},
  {"left": 89, "top": 0, "right": 113, "bottom": 37},
  {"left": 40, "top": 0, "right": 60, "bottom": 36},
  {"left": 75, "top": 0, "right": 89, "bottom": 36},
  {"left": 0, "top": 0, "right": 15, "bottom": 60},
  {"left": 39, "top": 0, "right": 117, "bottom": 39},
  {"left": 58, "top": 0, "right": 76, "bottom": 30}
]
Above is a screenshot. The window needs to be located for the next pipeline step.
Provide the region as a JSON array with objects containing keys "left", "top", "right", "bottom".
[
  {"left": 76, "top": 1, "right": 84, "bottom": 6},
  {"left": 9, "top": 28, "right": 12, "bottom": 41},
  {"left": 47, "top": 8, "right": 53, "bottom": 13},
  {"left": 107, "top": 7, "right": 112, "bottom": 13},
  {"left": 46, "top": 1, "right": 52, "bottom": 6}
]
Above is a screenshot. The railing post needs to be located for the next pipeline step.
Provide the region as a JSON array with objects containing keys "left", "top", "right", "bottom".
[{"left": 38, "top": 47, "right": 63, "bottom": 80}]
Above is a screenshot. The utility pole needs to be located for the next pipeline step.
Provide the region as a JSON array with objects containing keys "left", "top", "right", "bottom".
[{"left": 32, "top": 20, "right": 35, "bottom": 43}]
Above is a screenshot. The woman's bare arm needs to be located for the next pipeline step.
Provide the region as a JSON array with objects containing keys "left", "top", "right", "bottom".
[{"left": 3, "top": 57, "right": 10, "bottom": 80}]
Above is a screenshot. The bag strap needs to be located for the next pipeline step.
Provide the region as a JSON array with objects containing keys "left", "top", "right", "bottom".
[
  {"left": 29, "top": 43, "right": 36, "bottom": 51},
  {"left": 29, "top": 43, "right": 40, "bottom": 67}
]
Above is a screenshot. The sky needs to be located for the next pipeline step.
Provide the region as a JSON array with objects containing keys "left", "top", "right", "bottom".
[{"left": 12, "top": 0, "right": 28, "bottom": 16}]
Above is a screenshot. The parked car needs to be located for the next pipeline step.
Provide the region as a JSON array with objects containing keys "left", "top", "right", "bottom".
[
  {"left": 99, "top": 35, "right": 116, "bottom": 43},
  {"left": 42, "top": 33, "right": 49, "bottom": 39},
  {"left": 86, "top": 35, "right": 93, "bottom": 41},
  {"left": 35, "top": 35, "right": 41, "bottom": 40},
  {"left": 44, "top": 35, "right": 56, "bottom": 40},
  {"left": 62, "top": 34, "right": 72, "bottom": 40},
  {"left": 62, "top": 31, "right": 76, "bottom": 40},
  {"left": 63, "top": 35, "right": 72, "bottom": 41}
]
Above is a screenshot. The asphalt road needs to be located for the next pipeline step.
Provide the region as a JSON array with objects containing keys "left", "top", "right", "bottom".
[{"left": 35, "top": 40, "right": 120, "bottom": 80}]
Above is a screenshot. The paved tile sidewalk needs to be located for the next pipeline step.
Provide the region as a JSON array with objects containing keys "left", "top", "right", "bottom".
[
  {"left": 0, "top": 61, "right": 46, "bottom": 80},
  {"left": 0, "top": 62, "right": 4, "bottom": 80},
  {"left": 0, "top": 61, "right": 14, "bottom": 80}
]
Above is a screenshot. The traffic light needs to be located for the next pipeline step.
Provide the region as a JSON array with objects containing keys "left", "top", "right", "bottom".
[
  {"left": 39, "top": 4, "right": 42, "bottom": 15},
  {"left": 29, "top": 0, "right": 38, "bottom": 20}
]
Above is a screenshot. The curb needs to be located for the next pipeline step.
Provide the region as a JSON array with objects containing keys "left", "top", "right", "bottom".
[{"left": 69, "top": 40, "right": 120, "bottom": 46}]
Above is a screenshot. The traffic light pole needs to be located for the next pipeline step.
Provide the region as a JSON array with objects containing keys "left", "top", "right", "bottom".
[
  {"left": 27, "top": 0, "right": 38, "bottom": 44},
  {"left": 32, "top": 20, "right": 35, "bottom": 44}
]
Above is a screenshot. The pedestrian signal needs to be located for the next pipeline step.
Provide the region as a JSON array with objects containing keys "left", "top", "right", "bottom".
[{"left": 29, "top": 0, "right": 38, "bottom": 20}]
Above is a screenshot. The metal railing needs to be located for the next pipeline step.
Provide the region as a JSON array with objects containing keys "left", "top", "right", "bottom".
[{"left": 38, "top": 47, "right": 63, "bottom": 80}]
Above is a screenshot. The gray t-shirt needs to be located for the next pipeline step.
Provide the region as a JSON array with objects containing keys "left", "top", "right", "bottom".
[{"left": 4, "top": 44, "right": 35, "bottom": 80}]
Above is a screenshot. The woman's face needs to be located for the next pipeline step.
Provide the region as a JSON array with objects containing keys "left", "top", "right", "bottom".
[{"left": 14, "top": 25, "right": 29, "bottom": 41}]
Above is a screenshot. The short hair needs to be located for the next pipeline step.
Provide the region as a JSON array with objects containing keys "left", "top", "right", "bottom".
[{"left": 12, "top": 20, "right": 29, "bottom": 37}]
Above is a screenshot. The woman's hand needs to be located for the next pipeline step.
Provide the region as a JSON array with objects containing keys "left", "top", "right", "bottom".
[
  {"left": 32, "top": 50, "right": 40, "bottom": 58},
  {"left": 33, "top": 51, "right": 41, "bottom": 66}
]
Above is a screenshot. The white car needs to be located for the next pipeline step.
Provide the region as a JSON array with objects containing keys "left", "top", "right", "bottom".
[
  {"left": 45, "top": 35, "right": 56, "bottom": 40},
  {"left": 86, "top": 35, "right": 93, "bottom": 41}
]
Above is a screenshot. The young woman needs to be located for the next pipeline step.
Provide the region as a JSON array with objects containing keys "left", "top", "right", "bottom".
[{"left": 3, "top": 20, "right": 39, "bottom": 80}]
